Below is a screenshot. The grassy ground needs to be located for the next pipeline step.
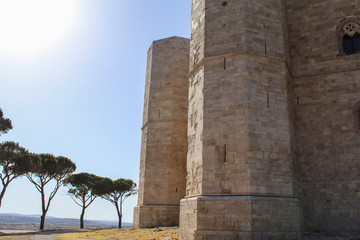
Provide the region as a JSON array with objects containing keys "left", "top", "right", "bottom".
[{"left": 56, "top": 227, "right": 178, "bottom": 240}]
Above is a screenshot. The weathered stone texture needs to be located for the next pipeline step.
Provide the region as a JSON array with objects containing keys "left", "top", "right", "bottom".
[
  {"left": 190, "top": 0, "right": 205, "bottom": 69},
  {"left": 180, "top": 0, "right": 301, "bottom": 239},
  {"left": 134, "top": 205, "right": 180, "bottom": 229},
  {"left": 179, "top": 196, "right": 301, "bottom": 240},
  {"left": 292, "top": 72, "right": 360, "bottom": 231},
  {"left": 134, "top": 37, "right": 190, "bottom": 228},
  {"left": 203, "top": 0, "right": 288, "bottom": 59},
  {"left": 287, "top": 0, "right": 360, "bottom": 232},
  {"left": 287, "top": 0, "right": 360, "bottom": 77},
  {"left": 186, "top": 66, "right": 205, "bottom": 197}
]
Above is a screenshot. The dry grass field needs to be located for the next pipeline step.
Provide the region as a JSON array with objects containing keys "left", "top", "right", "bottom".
[
  {"left": 56, "top": 227, "right": 178, "bottom": 240},
  {"left": 0, "top": 236, "right": 30, "bottom": 240}
]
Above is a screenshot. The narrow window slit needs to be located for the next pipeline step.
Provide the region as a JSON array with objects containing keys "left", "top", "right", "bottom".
[
  {"left": 293, "top": 161, "right": 296, "bottom": 172},
  {"left": 176, "top": 188, "right": 178, "bottom": 193},
  {"left": 224, "top": 144, "right": 227, "bottom": 162},
  {"left": 358, "top": 110, "right": 360, "bottom": 131},
  {"left": 352, "top": 101, "right": 360, "bottom": 132},
  {"left": 223, "top": 58, "right": 226, "bottom": 70},
  {"left": 267, "top": 91, "right": 270, "bottom": 108},
  {"left": 264, "top": 39, "right": 267, "bottom": 55}
]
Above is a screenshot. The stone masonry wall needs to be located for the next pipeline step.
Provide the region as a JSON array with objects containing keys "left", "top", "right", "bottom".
[
  {"left": 136, "top": 0, "right": 360, "bottom": 236},
  {"left": 292, "top": 73, "right": 360, "bottom": 231},
  {"left": 134, "top": 37, "right": 190, "bottom": 228},
  {"left": 287, "top": 0, "right": 360, "bottom": 231},
  {"left": 180, "top": 0, "right": 301, "bottom": 239},
  {"left": 180, "top": 196, "right": 301, "bottom": 240}
]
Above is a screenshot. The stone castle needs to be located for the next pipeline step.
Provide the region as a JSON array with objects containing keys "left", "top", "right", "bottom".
[{"left": 134, "top": 0, "right": 360, "bottom": 239}]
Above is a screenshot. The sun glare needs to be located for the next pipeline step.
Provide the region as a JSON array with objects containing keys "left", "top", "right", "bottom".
[{"left": 0, "top": 0, "right": 76, "bottom": 56}]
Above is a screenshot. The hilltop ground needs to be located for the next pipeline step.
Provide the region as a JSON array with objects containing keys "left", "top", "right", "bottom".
[
  {"left": 0, "top": 227, "right": 178, "bottom": 240},
  {"left": 1, "top": 228, "right": 359, "bottom": 240},
  {"left": 57, "top": 229, "right": 360, "bottom": 240}
]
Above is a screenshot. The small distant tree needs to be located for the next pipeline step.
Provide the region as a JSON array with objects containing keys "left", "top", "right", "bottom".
[
  {"left": 26, "top": 154, "right": 76, "bottom": 230},
  {"left": 0, "top": 142, "right": 36, "bottom": 207},
  {"left": 100, "top": 178, "right": 137, "bottom": 228},
  {"left": 0, "top": 109, "right": 12, "bottom": 136},
  {"left": 64, "top": 172, "right": 103, "bottom": 229}
]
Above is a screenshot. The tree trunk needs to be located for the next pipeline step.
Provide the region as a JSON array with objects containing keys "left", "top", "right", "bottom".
[
  {"left": 80, "top": 207, "right": 85, "bottom": 229},
  {"left": 40, "top": 214, "right": 46, "bottom": 230},
  {"left": 0, "top": 176, "right": 14, "bottom": 208},
  {"left": 115, "top": 201, "right": 122, "bottom": 228},
  {"left": 40, "top": 188, "right": 46, "bottom": 230},
  {"left": 0, "top": 183, "right": 8, "bottom": 208},
  {"left": 118, "top": 214, "right": 122, "bottom": 229}
]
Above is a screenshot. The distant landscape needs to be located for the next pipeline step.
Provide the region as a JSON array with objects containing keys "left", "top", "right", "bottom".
[{"left": 0, "top": 213, "right": 132, "bottom": 230}]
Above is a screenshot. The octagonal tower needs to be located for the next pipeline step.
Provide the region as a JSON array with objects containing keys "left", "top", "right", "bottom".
[{"left": 179, "top": 0, "right": 301, "bottom": 239}]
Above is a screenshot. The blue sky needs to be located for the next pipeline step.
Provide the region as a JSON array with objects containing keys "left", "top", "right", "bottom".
[{"left": 0, "top": 0, "right": 191, "bottom": 223}]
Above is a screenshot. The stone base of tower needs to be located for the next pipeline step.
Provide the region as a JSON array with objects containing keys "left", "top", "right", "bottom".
[
  {"left": 179, "top": 196, "right": 302, "bottom": 240},
  {"left": 133, "top": 205, "right": 180, "bottom": 228}
]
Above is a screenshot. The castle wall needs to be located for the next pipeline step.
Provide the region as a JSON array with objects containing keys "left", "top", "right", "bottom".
[
  {"left": 292, "top": 73, "right": 360, "bottom": 231},
  {"left": 180, "top": 0, "right": 301, "bottom": 239},
  {"left": 134, "top": 37, "right": 190, "bottom": 228},
  {"left": 135, "top": 0, "right": 360, "bottom": 236},
  {"left": 287, "top": 0, "right": 360, "bottom": 231}
]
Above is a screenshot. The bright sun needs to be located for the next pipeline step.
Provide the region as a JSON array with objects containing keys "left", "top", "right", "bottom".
[{"left": 0, "top": 0, "right": 76, "bottom": 56}]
